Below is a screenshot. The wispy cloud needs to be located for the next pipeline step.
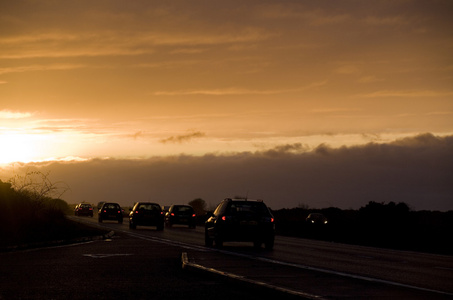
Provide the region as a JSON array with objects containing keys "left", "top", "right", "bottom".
[
  {"left": 358, "top": 90, "right": 453, "bottom": 98},
  {"left": 154, "top": 81, "right": 327, "bottom": 96},
  {"left": 0, "top": 26, "right": 272, "bottom": 59},
  {"left": 0, "top": 110, "right": 33, "bottom": 119},
  {"left": 0, "top": 64, "right": 87, "bottom": 75},
  {"left": 160, "top": 130, "right": 206, "bottom": 144},
  {"left": 310, "top": 108, "right": 362, "bottom": 114},
  {"left": 154, "top": 88, "right": 286, "bottom": 96}
]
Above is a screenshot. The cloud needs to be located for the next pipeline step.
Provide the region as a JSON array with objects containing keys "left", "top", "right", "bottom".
[
  {"left": 358, "top": 90, "right": 453, "bottom": 98},
  {"left": 153, "top": 88, "right": 286, "bottom": 96},
  {"left": 0, "top": 110, "right": 33, "bottom": 119},
  {"left": 334, "top": 65, "right": 361, "bottom": 75},
  {"left": 159, "top": 131, "right": 206, "bottom": 144},
  {"left": 153, "top": 81, "right": 327, "bottom": 96},
  {"left": 0, "top": 23, "right": 271, "bottom": 59},
  {"left": 130, "top": 131, "right": 144, "bottom": 140},
  {"left": 3, "top": 133, "right": 451, "bottom": 212},
  {"left": 0, "top": 64, "right": 87, "bottom": 75},
  {"left": 357, "top": 76, "right": 384, "bottom": 83}
]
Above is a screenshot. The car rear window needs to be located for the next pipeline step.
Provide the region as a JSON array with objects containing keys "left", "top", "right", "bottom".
[
  {"left": 104, "top": 203, "right": 120, "bottom": 210},
  {"left": 174, "top": 206, "right": 192, "bottom": 212},
  {"left": 138, "top": 204, "right": 160, "bottom": 211},
  {"left": 227, "top": 202, "right": 269, "bottom": 216}
]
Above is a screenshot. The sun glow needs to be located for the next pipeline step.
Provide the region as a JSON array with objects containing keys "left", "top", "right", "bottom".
[{"left": 0, "top": 131, "right": 48, "bottom": 164}]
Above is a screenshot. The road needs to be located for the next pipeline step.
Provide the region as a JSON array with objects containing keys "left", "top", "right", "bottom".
[{"left": 2, "top": 215, "right": 452, "bottom": 299}]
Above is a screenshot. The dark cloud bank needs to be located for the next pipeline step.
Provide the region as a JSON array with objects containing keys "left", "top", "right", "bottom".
[{"left": 9, "top": 133, "right": 453, "bottom": 211}]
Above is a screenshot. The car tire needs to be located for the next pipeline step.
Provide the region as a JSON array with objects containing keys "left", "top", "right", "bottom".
[
  {"left": 205, "top": 231, "right": 213, "bottom": 247},
  {"left": 253, "top": 241, "right": 262, "bottom": 249},
  {"left": 215, "top": 236, "right": 223, "bottom": 248},
  {"left": 265, "top": 238, "right": 274, "bottom": 250}
]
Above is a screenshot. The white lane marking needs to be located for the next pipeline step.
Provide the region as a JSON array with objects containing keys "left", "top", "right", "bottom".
[
  {"left": 181, "top": 252, "right": 326, "bottom": 300},
  {"left": 83, "top": 253, "right": 133, "bottom": 258},
  {"left": 248, "top": 255, "right": 453, "bottom": 297}
]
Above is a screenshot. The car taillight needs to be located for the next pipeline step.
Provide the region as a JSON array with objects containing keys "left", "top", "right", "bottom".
[
  {"left": 192, "top": 214, "right": 196, "bottom": 217},
  {"left": 170, "top": 213, "right": 175, "bottom": 216},
  {"left": 89, "top": 208, "right": 93, "bottom": 210},
  {"left": 103, "top": 210, "right": 107, "bottom": 213},
  {"left": 118, "top": 211, "right": 121, "bottom": 214},
  {"left": 221, "top": 216, "right": 226, "bottom": 221},
  {"left": 271, "top": 218, "right": 274, "bottom": 223}
]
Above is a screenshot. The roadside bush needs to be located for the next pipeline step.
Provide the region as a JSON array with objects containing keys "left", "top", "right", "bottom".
[{"left": 0, "top": 179, "right": 71, "bottom": 247}]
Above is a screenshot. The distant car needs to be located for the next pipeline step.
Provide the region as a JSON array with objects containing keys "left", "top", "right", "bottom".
[
  {"left": 98, "top": 202, "right": 123, "bottom": 224},
  {"left": 306, "top": 213, "right": 328, "bottom": 225},
  {"left": 205, "top": 198, "right": 275, "bottom": 249},
  {"left": 161, "top": 205, "right": 170, "bottom": 213},
  {"left": 129, "top": 202, "right": 164, "bottom": 230},
  {"left": 74, "top": 203, "right": 93, "bottom": 217},
  {"left": 165, "top": 205, "right": 197, "bottom": 228}
]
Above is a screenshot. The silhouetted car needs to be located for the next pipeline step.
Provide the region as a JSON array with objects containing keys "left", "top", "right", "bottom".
[
  {"left": 129, "top": 202, "right": 164, "bottom": 230},
  {"left": 306, "top": 213, "right": 328, "bottom": 226},
  {"left": 205, "top": 198, "right": 275, "bottom": 249},
  {"left": 98, "top": 202, "right": 123, "bottom": 224},
  {"left": 165, "top": 205, "right": 196, "bottom": 228},
  {"left": 74, "top": 203, "right": 93, "bottom": 217}
]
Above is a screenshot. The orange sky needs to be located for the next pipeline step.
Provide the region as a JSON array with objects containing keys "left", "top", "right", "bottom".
[
  {"left": 1, "top": 0, "right": 452, "bottom": 163},
  {"left": 1, "top": 1, "right": 453, "bottom": 211}
]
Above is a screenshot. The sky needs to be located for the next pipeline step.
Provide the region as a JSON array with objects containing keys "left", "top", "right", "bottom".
[{"left": 1, "top": 0, "right": 452, "bottom": 211}]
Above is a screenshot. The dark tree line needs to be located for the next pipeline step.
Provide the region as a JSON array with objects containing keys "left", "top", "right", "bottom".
[{"left": 272, "top": 201, "right": 453, "bottom": 255}]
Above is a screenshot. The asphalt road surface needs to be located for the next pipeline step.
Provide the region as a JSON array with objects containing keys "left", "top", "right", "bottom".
[{"left": 1, "top": 215, "right": 452, "bottom": 299}]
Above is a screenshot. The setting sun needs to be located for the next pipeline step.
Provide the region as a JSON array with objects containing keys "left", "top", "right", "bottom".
[{"left": 0, "top": 131, "right": 46, "bottom": 164}]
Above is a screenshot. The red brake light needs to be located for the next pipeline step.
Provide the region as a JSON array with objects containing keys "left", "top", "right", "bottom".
[
  {"left": 192, "top": 214, "right": 196, "bottom": 217},
  {"left": 171, "top": 213, "right": 175, "bottom": 216},
  {"left": 271, "top": 218, "right": 274, "bottom": 223},
  {"left": 221, "top": 216, "right": 226, "bottom": 221}
]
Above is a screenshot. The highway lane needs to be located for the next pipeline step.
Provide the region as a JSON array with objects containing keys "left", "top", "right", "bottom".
[
  {"left": 0, "top": 229, "right": 300, "bottom": 300},
  {"left": 71, "top": 216, "right": 453, "bottom": 297}
]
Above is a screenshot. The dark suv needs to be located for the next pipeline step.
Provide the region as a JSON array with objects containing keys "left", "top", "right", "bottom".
[
  {"left": 165, "top": 205, "right": 196, "bottom": 228},
  {"left": 98, "top": 202, "right": 123, "bottom": 224},
  {"left": 205, "top": 198, "right": 275, "bottom": 249},
  {"left": 129, "top": 202, "right": 164, "bottom": 230}
]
